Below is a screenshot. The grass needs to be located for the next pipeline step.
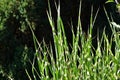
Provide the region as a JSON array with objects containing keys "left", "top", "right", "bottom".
[
  {"left": 0, "top": 0, "right": 119, "bottom": 79},
  {"left": 25, "top": 1, "right": 120, "bottom": 80}
]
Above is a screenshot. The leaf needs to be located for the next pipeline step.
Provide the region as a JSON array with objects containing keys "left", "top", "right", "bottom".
[
  {"left": 111, "top": 22, "right": 120, "bottom": 28},
  {"left": 105, "top": 0, "right": 114, "bottom": 3}
]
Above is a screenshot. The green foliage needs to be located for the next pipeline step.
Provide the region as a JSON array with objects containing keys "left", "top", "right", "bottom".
[
  {"left": 0, "top": 0, "right": 120, "bottom": 79},
  {"left": 106, "top": 0, "right": 114, "bottom": 3},
  {"left": 26, "top": 2, "right": 120, "bottom": 80},
  {"left": 0, "top": 0, "right": 35, "bottom": 79}
]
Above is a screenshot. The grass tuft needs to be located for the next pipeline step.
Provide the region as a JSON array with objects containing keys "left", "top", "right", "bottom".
[{"left": 25, "top": 1, "right": 120, "bottom": 80}]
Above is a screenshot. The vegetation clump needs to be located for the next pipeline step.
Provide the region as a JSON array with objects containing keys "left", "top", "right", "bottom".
[{"left": 0, "top": 0, "right": 120, "bottom": 79}]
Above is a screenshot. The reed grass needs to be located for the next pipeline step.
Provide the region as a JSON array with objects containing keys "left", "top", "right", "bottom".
[{"left": 25, "top": 1, "right": 120, "bottom": 80}]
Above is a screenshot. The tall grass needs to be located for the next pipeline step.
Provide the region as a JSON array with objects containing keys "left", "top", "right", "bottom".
[{"left": 26, "top": 2, "right": 120, "bottom": 80}]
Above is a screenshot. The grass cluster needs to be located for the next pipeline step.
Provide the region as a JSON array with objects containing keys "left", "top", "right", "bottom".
[
  {"left": 25, "top": 2, "right": 120, "bottom": 80},
  {"left": 0, "top": 0, "right": 120, "bottom": 79}
]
